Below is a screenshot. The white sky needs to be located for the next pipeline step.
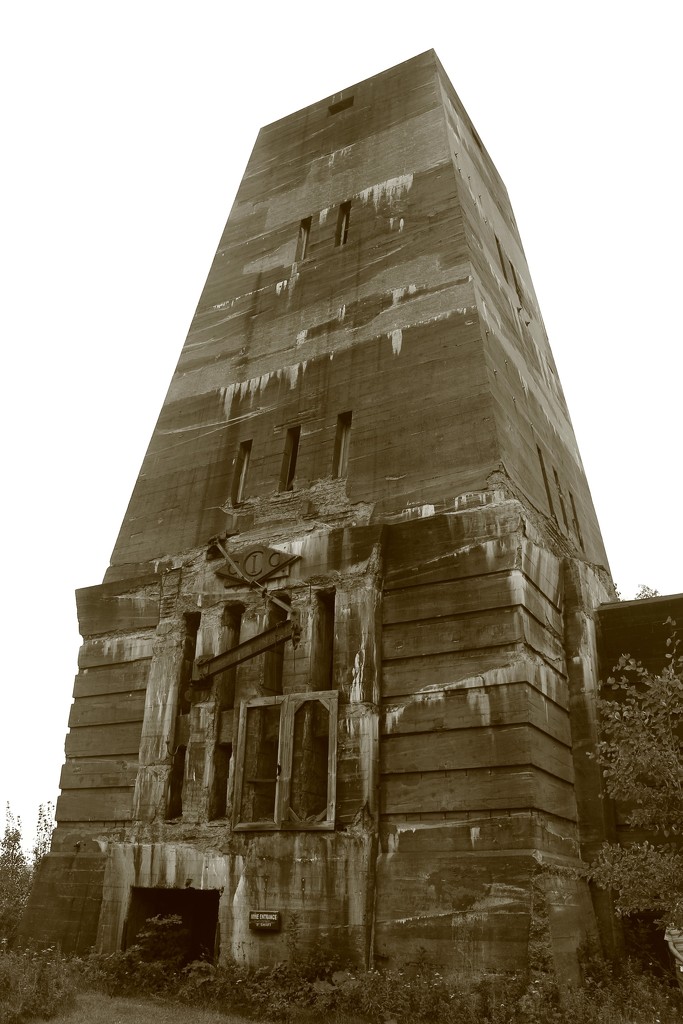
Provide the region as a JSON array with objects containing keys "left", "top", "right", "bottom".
[{"left": 2, "top": 1, "right": 681, "bottom": 846}]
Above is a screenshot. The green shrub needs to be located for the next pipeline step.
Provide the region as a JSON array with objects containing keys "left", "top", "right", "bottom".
[
  {"left": 175, "top": 947, "right": 345, "bottom": 1020},
  {"left": 0, "top": 810, "right": 32, "bottom": 947},
  {"left": 0, "top": 948, "right": 76, "bottom": 1024},
  {"left": 76, "top": 915, "right": 192, "bottom": 997},
  {"left": 76, "top": 935, "right": 683, "bottom": 1024}
]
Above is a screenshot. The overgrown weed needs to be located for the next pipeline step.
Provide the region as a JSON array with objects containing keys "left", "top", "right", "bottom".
[
  {"left": 0, "top": 948, "right": 76, "bottom": 1024},
  {"left": 81, "top": 954, "right": 683, "bottom": 1023},
  {"left": 69, "top": 916, "right": 683, "bottom": 1023}
]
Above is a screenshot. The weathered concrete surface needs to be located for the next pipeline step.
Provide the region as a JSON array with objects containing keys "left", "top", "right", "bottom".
[
  {"left": 96, "top": 832, "right": 375, "bottom": 966},
  {"left": 375, "top": 504, "right": 589, "bottom": 978},
  {"left": 104, "top": 50, "right": 607, "bottom": 578},
  {"left": 20, "top": 52, "right": 618, "bottom": 977},
  {"left": 17, "top": 852, "right": 106, "bottom": 955}
]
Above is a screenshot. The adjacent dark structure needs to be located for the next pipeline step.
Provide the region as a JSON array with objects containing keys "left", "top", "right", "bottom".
[{"left": 22, "top": 51, "right": 642, "bottom": 978}]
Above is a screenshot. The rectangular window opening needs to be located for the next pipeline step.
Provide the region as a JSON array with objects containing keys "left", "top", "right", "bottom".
[
  {"left": 167, "top": 745, "right": 186, "bottom": 819},
  {"left": 312, "top": 590, "right": 336, "bottom": 691},
  {"left": 232, "top": 439, "right": 252, "bottom": 506},
  {"left": 335, "top": 201, "right": 351, "bottom": 247},
  {"left": 509, "top": 261, "right": 524, "bottom": 306},
  {"left": 215, "top": 604, "right": 244, "bottom": 709},
  {"left": 210, "top": 742, "right": 232, "bottom": 820},
  {"left": 328, "top": 96, "right": 354, "bottom": 115},
  {"left": 494, "top": 235, "right": 510, "bottom": 284},
  {"left": 332, "top": 411, "right": 352, "bottom": 478},
  {"left": 552, "top": 467, "right": 570, "bottom": 532},
  {"left": 263, "top": 594, "right": 290, "bottom": 696},
  {"left": 569, "top": 490, "right": 585, "bottom": 551},
  {"left": 290, "top": 699, "right": 330, "bottom": 822},
  {"left": 239, "top": 703, "right": 282, "bottom": 824},
  {"left": 179, "top": 612, "right": 201, "bottom": 714},
  {"left": 279, "top": 425, "right": 301, "bottom": 492},
  {"left": 536, "top": 446, "right": 557, "bottom": 523},
  {"left": 295, "top": 217, "right": 311, "bottom": 261},
  {"left": 166, "top": 612, "right": 200, "bottom": 819}
]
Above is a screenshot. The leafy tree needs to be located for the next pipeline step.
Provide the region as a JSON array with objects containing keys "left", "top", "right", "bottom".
[
  {"left": 0, "top": 805, "right": 32, "bottom": 944},
  {"left": 0, "top": 802, "right": 55, "bottom": 945},
  {"left": 589, "top": 619, "right": 683, "bottom": 928},
  {"left": 32, "top": 801, "right": 55, "bottom": 869},
  {"left": 635, "top": 584, "right": 661, "bottom": 600}
]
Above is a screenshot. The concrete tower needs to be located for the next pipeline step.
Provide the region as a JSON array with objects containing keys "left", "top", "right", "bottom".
[{"left": 22, "top": 51, "right": 616, "bottom": 976}]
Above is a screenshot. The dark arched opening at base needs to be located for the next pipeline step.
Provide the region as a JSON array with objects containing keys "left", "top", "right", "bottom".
[{"left": 124, "top": 886, "right": 220, "bottom": 963}]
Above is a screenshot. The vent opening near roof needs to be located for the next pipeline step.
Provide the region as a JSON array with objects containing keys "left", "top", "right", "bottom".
[{"left": 328, "top": 96, "right": 354, "bottom": 115}]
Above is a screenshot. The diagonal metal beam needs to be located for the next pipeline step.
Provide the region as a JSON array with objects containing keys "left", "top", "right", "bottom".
[{"left": 193, "top": 619, "right": 296, "bottom": 680}]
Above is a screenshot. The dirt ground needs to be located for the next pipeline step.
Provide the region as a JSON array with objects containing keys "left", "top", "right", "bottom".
[{"left": 45, "top": 990, "right": 260, "bottom": 1024}]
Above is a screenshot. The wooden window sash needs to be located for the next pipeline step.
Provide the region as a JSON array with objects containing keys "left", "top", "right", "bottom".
[{"left": 233, "top": 691, "right": 338, "bottom": 831}]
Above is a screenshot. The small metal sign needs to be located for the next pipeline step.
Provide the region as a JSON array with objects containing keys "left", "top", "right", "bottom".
[{"left": 249, "top": 910, "right": 281, "bottom": 932}]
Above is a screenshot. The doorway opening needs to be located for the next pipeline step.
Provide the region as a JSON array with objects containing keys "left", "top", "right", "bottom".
[{"left": 124, "top": 886, "right": 220, "bottom": 963}]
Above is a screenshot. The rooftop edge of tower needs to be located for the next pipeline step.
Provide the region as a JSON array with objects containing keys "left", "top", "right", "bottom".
[
  {"left": 250, "top": 49, "right": 511, "bottom": 235},
  {"left": 258, "top": 49, "right": 440, "bottom": 131}
]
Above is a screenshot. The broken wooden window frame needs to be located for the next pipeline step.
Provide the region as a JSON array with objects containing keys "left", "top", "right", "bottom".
[{"left": 232, "top": 690, "right": 338, "bottom": 832}]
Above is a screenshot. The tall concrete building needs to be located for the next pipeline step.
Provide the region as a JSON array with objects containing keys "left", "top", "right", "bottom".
[{"left": 22, "top": 51, "right": 617, "bottom": 975}]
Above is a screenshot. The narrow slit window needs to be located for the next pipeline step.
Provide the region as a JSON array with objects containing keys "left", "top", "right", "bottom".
[
  {"left": 179, "top": 612, "right": 201, "bottom": 714},
  {"left": 552, "top": 467, "right": 570, "bottom": 532},
  {"left": 509, "top": 261, "right": 524, "bottom": 306},
  {"left": 215, "top": 604, "right": 244, "bottom": 709},
  {"left": 232, "top": 439, "right": 252, "bottom": 505},
  {"left": 335, "top": 201, "right": 351, "bottom": 247},
  {"left": 210, "top": 742, "right": 232, "bottom": 820},
  {"left": 279, "top": 425, "right": 301, "bottom": 492},
  {"left": 167, "top": 612, "right": 200, "bottom": 819},
  {"left": 313, "top": 591, "right": 336, "bottom": 691},
  {"left": 328, "top": 96, "right": 353, "bottom": 115},
  {"left": 263, "top": 596, "right": 289, "bottom": 696},
  {"left": 333, "top": 411, "right": 352, "bottom": 478},
  {"left": 295, "top": 217, "right": 311, "bottom": 261},
  {"left": 536, "top": 446, "right": 557, "bottom": 523},
  {"left": 494, "top": 235, "right": 510, "bottom": 283},
  {"left": 167, "top": 745, "right": 186, "bottom": 819},
  {"left": 569, "top": 491, "right": 585, "bottom": 550}
]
